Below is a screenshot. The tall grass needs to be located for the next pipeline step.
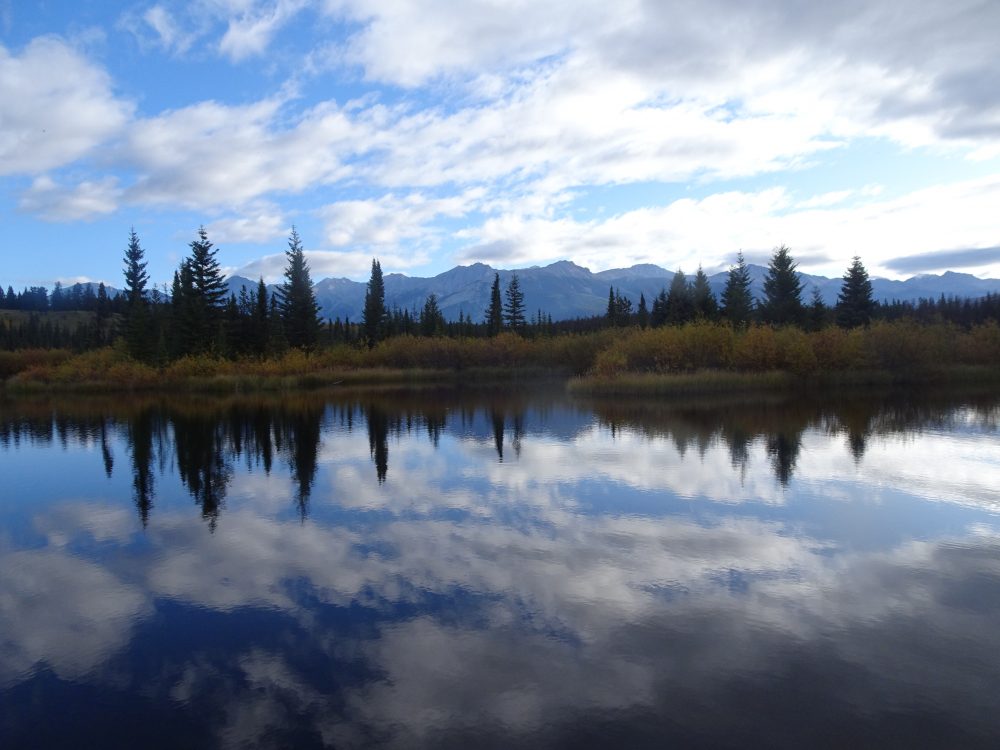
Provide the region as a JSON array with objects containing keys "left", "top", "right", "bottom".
[{"left": 4, "top": 321, "right": 1000, "bottom": 394}]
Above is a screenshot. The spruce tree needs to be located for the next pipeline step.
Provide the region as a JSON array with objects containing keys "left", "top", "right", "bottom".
[
  {"left": 363, "top": 258, "right": 386, "bottom": 348},
  {"left": 650, "top": 288, "right": 668, "bottom": 327},
  {"left": 761, "top": 245, "right": 804, "bottom": 326},
  {"left": 50, "top": 282, "right": 65, "bottom": 311},
  {"left": 665, "top": 270, "right": 693, "bottom": 325},
  {"left": 122, "top": 228, "right": 154, "bottom": 361},
  {"left": 721, "top": 251, "right": 753, "bottom": 327},
  {"left": 485, "top": 272, "right": 503, "bottom": 336},
  {"left": 186, "top": 226, "right": 227, "bottom": 351},
  {"left": 420, "top": 293, "right": 445, "bottom": 336},
  {"left": 836, "top": 256, "right": 875, "bottom": 328},
  {"left": 691, "top": 266, "right": 718, "bottom": 320},
  {"left": 278, "top": 227, "right": 321, "bottom": 351},
  {"left": 503, "top": 273, "right": 526, "bottom": 331},
  {"left": 253, "top": 278, "right": 269, "bottom": 356},
  {"left": 637, "top": 293, "right": 649, "bottom": 328}
]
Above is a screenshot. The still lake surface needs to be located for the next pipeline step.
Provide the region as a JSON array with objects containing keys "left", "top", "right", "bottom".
[{"left": 1, "top": 386, "right": 999, "bottom": 749}]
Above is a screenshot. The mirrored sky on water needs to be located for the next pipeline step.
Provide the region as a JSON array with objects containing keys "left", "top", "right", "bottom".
[{"left": 1, "top": 388, "right": 999, "bottom": 749}]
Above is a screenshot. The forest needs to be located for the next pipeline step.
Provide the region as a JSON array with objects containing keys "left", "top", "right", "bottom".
[{"left": 2, "top": 228, "right": 1000, "bottom": 390}]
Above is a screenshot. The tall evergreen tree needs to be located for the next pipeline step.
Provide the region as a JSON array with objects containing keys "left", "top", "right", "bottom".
[
  {"left": 637, "top": 292, "right": 649, "bottom": 329},
  {"left": 172, "top": 261, "right": 200, "bottom": 357},
  {"left": 50, "top": 282, "right": 65, "bottom": 311},
  {"left": 665, "top": 270, "right": 693, "bottom": 325},
  {"left": 278, "top": 227, "right": 321, "bottom": 350},
  {"left": 691, "top": 266, "right": 718, "bottom": 320},
  {"left": 836, "top": 256, "right": 875, "bottom": 328},
  {"left": 721, "top": 251, "right": 754, "bottom": 327},
  {"left": 650, "top": 288, "right": 669, "bottom": 327},
  {"left": 363, "top": 258, "right": 386, "bottom": 348},
  {"left": 186, "top": 226, "right": 227, "bottom": 351},
  {"left": 122, "top": 228, "right": 154, "bottom": 361},
  {"left": 96, "top": 282, "right": 110, "bottom": 321},
  {"left": 485, "top": 272, "right": 503, "bottom": 336},
  {"left": 253, "top": 278, "right": 270, "bottom": 356},
  {"left": 503, "top": 273, "right": 526, "bottom": 331},
  {"left": 761, "top": 245, "right": 804, "bottom": 326},
  {"left": 420, "top": 293, "right": 446, "bottom": 336}
]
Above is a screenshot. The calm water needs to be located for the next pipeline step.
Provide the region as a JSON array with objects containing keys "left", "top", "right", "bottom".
[{"left": 1, "top": 386, "right": 1000, "bottom": 749}]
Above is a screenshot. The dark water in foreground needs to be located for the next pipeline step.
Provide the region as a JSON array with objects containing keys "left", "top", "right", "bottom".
[{"left": 1, "top": 386, "right": 1000, "bottom": 749}]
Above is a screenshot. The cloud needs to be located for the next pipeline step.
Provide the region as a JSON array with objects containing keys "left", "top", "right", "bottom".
[
  {"left": 143, "top": 4, "right": 186, "bottom": 52},
  {"left": 238, "top": 248, "right": 428, "bottom": 280},
  {"left": 0, "top": 37, "right": 132, "bottom": 176},
  {"left": 454, "top": 175, "right": 1000, "bottom": 279},
  {"left": 218, "top": 0, "right": 308, "bottom": 61},
  {"left": 884, "top": 246, "right": 1000, "bottom": 275},
  {"left": 207, "top": 204, "right": 288, "bottom": 243},
  {"left": 319, "top": 190, "right": 482, "bottom": 247},
  {"left": 18, "top": 175, "right": 121, "bottom": 221},
  {"left": 0, "top": 548, "right": 150, "bottom": 684},
  {"left": 123, "top": 97, "right": 363, "bottom": 209}
]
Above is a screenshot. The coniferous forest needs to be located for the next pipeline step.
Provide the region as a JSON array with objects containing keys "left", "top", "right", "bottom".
[{"left": 2, "top": 231, "right": 1000, "bottom": 390}]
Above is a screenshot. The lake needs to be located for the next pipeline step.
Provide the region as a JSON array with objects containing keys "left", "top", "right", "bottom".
[{"left": 1, "top": 386, "right": 999, "bottom": 749}]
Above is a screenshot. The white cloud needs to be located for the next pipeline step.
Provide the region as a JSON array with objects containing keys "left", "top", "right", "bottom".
[
  {"left": 0, "top": 37, "right": 132, "bottom": 176},
  {"left": 319, "top": 190, "right": 482, "bottom": 247},
  {"left": 218, "top": 0, "right": 308, "bottom": 61},
  {"left": 18, "top": 175, "right": 121, "bottom": 221},
  {"left": 455, "top": 175, "right": 1000, "bottom": 279},
  {"left": 207, "top": 203, "right": 288, "bottom": 243},
  {"left": 143, "top": 5, "right": 185, "bottom": 52},
  {"left": 123, "top": 97, "right": 363, "bottom": 209},
  {"left": 238, "top": 247, "right": 429, "bottom": 281}
]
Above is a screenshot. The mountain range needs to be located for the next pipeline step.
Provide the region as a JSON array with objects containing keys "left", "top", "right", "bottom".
[{"left": 226, "top": 262, "right": 1000, "bottom": 323}]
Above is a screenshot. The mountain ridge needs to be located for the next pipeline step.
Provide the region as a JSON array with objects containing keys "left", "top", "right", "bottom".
[{"left": 222, "top": 262, "right": 1000, "bottom": 323}]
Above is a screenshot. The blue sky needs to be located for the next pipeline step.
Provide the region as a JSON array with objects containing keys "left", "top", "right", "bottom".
[{"left": 2, "top": 0, "right": 1000, "bottom": 291}]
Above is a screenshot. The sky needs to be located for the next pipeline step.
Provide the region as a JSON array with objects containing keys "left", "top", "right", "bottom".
[{"left": 1, "top": 0, "right": 1000, "bottom": 290}]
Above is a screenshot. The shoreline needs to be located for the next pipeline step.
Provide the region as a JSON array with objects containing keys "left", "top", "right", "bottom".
[{"left": 4, "top": 362, "right": 999, "bottom": 397}]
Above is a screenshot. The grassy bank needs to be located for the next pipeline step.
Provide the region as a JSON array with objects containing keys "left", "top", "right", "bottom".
[
  {"left": 568, "top": 365, "right": 1000, "bottom": 396},
  {"left": 3, "top": 321, "right": 1000, "bottom": 395}
]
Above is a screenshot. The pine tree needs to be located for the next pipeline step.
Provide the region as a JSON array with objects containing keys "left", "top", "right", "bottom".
[
  {"left": 50, "top": 282, "right": 65, "bottom": 311},
  {"left": 253, "top": 278, "right": 269, "bottom": 356},
  {"left": 650, "top": 288, "right": 668, "bottom": 327},
  {"left": 363, "top": 258, "right": 386, "bottom": 348},
  {"left": 665, "top": 270, "right": 693, "bottom": 325},
  {"left": 691, "top": 266, "right": 718, "bottom": 320},
  {"left": 606, "top": 287, "right": 633, "bottom": 326},
  {"left": 96, "top": 282, "right": 110, "bottom": 321},
  {"left": 809, "top": 286, "right": 828, "bottom": 331},
  {"left": 721, "top": 251, "right": 754, "bottom": 327},
  {"left": 761, "top": 245, "right": 803, "bottom": 326},
  {"left": 186, "top": 227, "right": 228, "bottom": 351},
  {"left": 278, "top": 227, "right": 321, "bottom": 351},
  {"left": 485, "top": 272, "right": 503, "bottom": 336},
  {"left": 836, "top": 256, "right": 875, "bottom": 328},
  {"left": 122, "top": 228, "right": 154, "bottom": 361},
  {"left": 503, "top": 273, "right": 526, "bottom": 331},
  {"left": 420, "top": 293, "right": 445, "bottom": 336},
  {"left": 637, "top": 292, "right": 649, "bottom": 328}
]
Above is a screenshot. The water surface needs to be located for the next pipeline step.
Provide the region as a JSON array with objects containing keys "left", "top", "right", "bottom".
[{"left": 2, "top": 387, "right": 999, "bottom": 748}]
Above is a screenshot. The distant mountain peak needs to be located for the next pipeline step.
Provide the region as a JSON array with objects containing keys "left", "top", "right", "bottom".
[{"left": 297, "top": 260, "right": 1000, "bottom": 323}]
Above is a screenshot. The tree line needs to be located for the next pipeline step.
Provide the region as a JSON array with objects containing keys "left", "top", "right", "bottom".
[{"left": 3, "top": 234, "right": 1000, "bottom": 355}]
